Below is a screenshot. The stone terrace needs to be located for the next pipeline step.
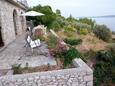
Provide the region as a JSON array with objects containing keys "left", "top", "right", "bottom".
[
  {"left": 0, "top": 35, "right": 93, "bottom": 86},
  {"left": 0, "top": 35, "right": 56, "bottom": 70}
]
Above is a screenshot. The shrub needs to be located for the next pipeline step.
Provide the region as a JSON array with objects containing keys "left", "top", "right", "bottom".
[
  {"left": 49, "top": 20, "right": 61, "bottom": 31},
  {"left": 64, "top": 38, "right": 82, "bottom": 45},
  {"left": 79, "top": 28, "right": 89, "bottom": 35},
  {"left": 63, "top": 47, "right": 82, "bottom": 67},
  {"left": 109, "top": 44, "right": 115, "bottom": 57},
  {"left": 112, "top": 31, "right": 115, "bottom": 35},
  {"left": 53, "top": 47, "right": 82, "bottom": 68},
  {"left": 47, "top": 34, "right": 57, "bottom": 49},
  {"left": 64, "top": 25, "right": 76, "bottom": 32},
  {"left": 93, "top": 25, "right": 112, "bottom": 42},
  {"left": 12, "top": 64, "right": 22, "bottom": 74},
  {"left": 96, "top": 50, "right": 113, "bottom": 62},
  {"left": 75, "top": 22, "right": 91, "bottom": 31},
  {"left": 78, "top": 18, "right": 95, "bottom": 29},
  {"left": 94, "top": 50, "right": 115, "bottom": 85},
  {"left": 64, "top": 25, "right": 76, "bottom": 37}
]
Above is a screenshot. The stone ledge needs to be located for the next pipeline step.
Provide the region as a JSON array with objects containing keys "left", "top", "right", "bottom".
[
  {"left": 0, "top": 58, "right": 93, "bottom": 86},
  {"left": 0, "top": 59, "right": 92, "bottom": 79},
  {"left": 73, "top": 58, "right": 93, "bottom": 75}
]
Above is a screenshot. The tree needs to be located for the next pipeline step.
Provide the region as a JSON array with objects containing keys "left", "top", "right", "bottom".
[
  {"left": 79, "top": 18, "right": 95, "bottom": 29},
  {"left": 27, "top": 5, "right": 56, "bottom": 27},
  {"left": 56, "top": 9, "right": 61, "bottom": 15},
  {"left": 93, "top": 25, "right": 112, "bottom": 42},
  {"left": 66, "top": 14, "right": 77, "bottom": 22}
]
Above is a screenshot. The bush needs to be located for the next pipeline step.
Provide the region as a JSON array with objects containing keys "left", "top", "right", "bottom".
[
  {"left": 96, "top": 50, "right": 113, "bottom": 62},
  {"left": 54, "top": 47, "right": 82, "bottom": 68},
  {"left": 79, "top": 28, "right": 89, "bottom": 35},
  {"left": 112, "top": 31, "right": 115, "bottom": 35},
  {"left": 64, "top": 38, "right": 82, "bottom": 45},
  {"left": 93, "top": 25, "right": 112, "bottom": 42},
  {"left": 78, "top": 18, "right": 95, "bottom": 29},
  {"left": 64, "top": 25, "right": 76, "bottom": 32},
  {"left": 49, "top": 16, "right": 67, "bottom": 31},
  {"left": 49, "top": 21, "right": 61, "bottom": 31},
  {"left": 94, "top": 50, "right": 115, "bottom": 85},
  {"left": 109, "top": 44, "right": 115, "bottom": 57},
  {"left": 47, "top": 34, "right": 57, "bottom": 49},
  {"left": 12, "top": 64, "right": 22, "bottom": 74},
  {"left": 63, "top": 47, "right": 82, "bottom": 67},
  {"left": 64, "top": 25, "right": 76, "bottom": 37},
  {"left": 75, "top": 22, "right": 91, "bottom": 31}
]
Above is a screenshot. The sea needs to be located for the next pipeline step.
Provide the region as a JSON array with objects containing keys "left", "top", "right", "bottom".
[{"left": 92, "top": 17, "right": 115, "bottom": 31}]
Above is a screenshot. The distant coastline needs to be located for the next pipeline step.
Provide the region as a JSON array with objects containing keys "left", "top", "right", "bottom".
[
  {"left": 93, "top": 17, "right": 115, "bottom": 31},
  {"left": 77, "top": 15, "right": 115, "bottom": 31},
  {"left": 76, "top": 15, "right": 115, "bottom": 18}
]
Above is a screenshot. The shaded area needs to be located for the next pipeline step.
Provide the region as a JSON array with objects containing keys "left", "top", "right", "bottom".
[{"left": 0, "top": 27, "right": 4, "bottom": 47}]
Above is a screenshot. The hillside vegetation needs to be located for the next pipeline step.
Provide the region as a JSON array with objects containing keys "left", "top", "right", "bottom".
[
  {"left": 57, "top": 31, "right": 107, "bottom": 53},
  {"left": 27, "top": 5, "right": 115, "bottom": 86}
]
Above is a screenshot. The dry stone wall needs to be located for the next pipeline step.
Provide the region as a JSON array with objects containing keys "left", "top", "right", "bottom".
[{"left": 0, "top": 59, "right": 93, "bottom": 86}]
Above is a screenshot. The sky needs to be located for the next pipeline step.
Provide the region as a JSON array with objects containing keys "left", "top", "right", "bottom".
[{"left": 26, "top": 0, "right": 115, "bottom": 18}]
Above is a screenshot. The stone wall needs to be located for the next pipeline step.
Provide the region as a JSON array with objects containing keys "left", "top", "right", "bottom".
[
  {"left": 0, "top": 59, "right": 93, "bottom": 86},
  {"left": 0, "top": 0, "right": 26, "bottom": 46}
]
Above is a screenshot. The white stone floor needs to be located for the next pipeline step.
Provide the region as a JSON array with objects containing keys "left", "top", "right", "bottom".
[{"left": 0, "top": 35, "right": 56, "bottom": 70}]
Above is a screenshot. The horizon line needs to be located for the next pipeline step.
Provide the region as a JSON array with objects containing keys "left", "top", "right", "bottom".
[{"left": 76, "top": 15, "right": 115, "bottom": 18}]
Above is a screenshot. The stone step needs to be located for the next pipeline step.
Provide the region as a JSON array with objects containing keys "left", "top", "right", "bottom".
[
  {"left": 17, "top": 55, "right": 57, "bottom": 68},
  {"left": 0, "top": 55, "right": 56, "bottom": 70}
]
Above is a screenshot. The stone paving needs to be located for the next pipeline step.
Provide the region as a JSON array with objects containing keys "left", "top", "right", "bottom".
[{"left": 0, "top": 35, "right": 56, "bottom": 70}]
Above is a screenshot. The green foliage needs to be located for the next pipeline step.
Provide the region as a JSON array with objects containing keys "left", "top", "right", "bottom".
[
  {"left": 78, "top": 18, "right": 95, "bottom": 29},
  {"left": 54, "top": 47, "right": 82, "bottom": 68},
  {"left": 63, "top": 47, "right": 82, "bottom": 67},
  {"left": 55, "top": 16, "right": 66, "bottom": 28},
  {"left": 79, "top": 28, "right": 89, "bottom": 35},
  {"left": 66, "top": 14, "right": 77, "bottom": 22},
  {"left": 27, "top": 5, "right": 56, "bottom": 27},
  {"left": 64, "top": 25, "right": 76, "bottom": 32},
  {"left": 109, "top": 44, "right": 115, "bottom": 57},
  {"left": 74, "top": 22, "right": 92, "bottom": 33},
  {"left": 27, "top": 5, "right": 94, "bottom": 33},
  {"left": 49, "top": 16, "right": 66, "bottom": 31},
  {"left": 96, "top": 51, "right": 113, "bottom": 62},
  {"left": 112, "top": 31, "right": 115, "bottom": 35},
  {"left": 47, "top": 34, "right": 57, "bottom": 49},
  {"left": 64, "top": 38, "right": 82, "bottom": 45},
  {"left": 94, "top": 50, "right": 115, "bottom": 85},
  {"left": 49, "top": 21, "right": 61, "bottom": 31},
  {"left": 93, "top": 25, "right": 112, "bottom": 42},
  {"left": 56, "top": 9, "right": 61, "bottom": 15},
  {"left": 64, "top": 25, "right": 76, "bottom": 37},
  {"left": 12, "top": 64, "right": 22, "bottom": 74}
]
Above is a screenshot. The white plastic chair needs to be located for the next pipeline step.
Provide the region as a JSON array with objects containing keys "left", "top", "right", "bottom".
[{"left": 26, "top": 36, "right": 40, "bottom": 52}]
